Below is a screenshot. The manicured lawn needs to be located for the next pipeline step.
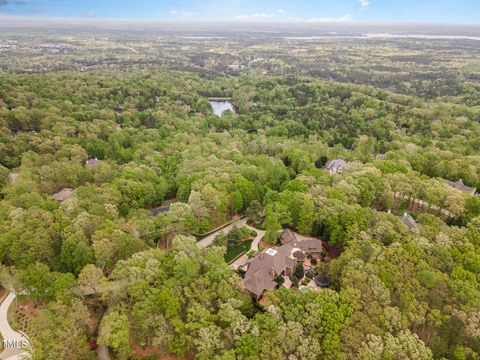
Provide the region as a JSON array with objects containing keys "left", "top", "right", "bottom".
[{"left": 224, "top": 240, "right": 253, "bottom": 263}]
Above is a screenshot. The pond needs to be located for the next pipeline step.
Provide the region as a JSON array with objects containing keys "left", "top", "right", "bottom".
[{"left": 208, "top": 99, "right": 234, "bottom": 116}]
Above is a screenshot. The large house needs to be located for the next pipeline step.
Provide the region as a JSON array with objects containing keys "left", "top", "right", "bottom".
[
  {"left": 243, "top": 229, "right": 323, "bottom": 299},
  {"left": 325, "top": 159, "right": 348, "bottom": 174},
  {"left": 446, "top": 179, "right": 476, "bottom": 195}
]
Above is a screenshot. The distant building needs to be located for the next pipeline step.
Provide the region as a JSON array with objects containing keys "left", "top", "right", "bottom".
[
  {"left": 151, "top": 206, "right": 170, "bottom": 216},
  {"left": 85, "top": 158, "right": 101, "bottom": 168},
  {"left": 9, "top": 172, "right": 19, "bottom": 184},
  {"left": 325, "top": 159, "right": 347, "bottom": 174},
  {"left": 398, "top": 212, "right": 418, "bottom": 229},
  {"left": 243, "top": 229, "right": 323, "bottom": 299},
  {"left": 446, "top": 179, "right": 476, "bottom": 195},
  {"left": 51, "top": 188, "right": 75, "bottom": 202}
]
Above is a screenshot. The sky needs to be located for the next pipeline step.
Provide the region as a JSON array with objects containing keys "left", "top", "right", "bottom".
[{"left": 0, "top": 0, "right": 479, "bottom": 23}]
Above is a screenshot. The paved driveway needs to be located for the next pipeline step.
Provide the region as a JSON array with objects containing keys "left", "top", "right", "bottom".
[
  {"left": 196, "top": 217, "right": 248, "bottom": 248},
  {"left": 230, "top": 225, "right": 265, "bottom": 269},
  {"left": 0, "top": 292, "right": 31, "bottom": 360}
]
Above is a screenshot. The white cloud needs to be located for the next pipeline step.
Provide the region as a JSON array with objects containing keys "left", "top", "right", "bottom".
[
  {"left": 233, "top": 13, "right": 271, "bottom": 20},
  {"left": 359, "top": 0, "right": 369, "bottom": 7},
  {"left": 308, "top": 13, "right": 353, "bottom": 23},
  {"left": 277, "top": 9, "right": 286, "bottom": 15},
  {"left": 170, "top": 10, "right": 178, "bottom": 15}
]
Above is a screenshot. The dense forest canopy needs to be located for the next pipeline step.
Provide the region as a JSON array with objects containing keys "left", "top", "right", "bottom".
[{"left": 0, "top": 23, "right": 479, "bottom": 360}]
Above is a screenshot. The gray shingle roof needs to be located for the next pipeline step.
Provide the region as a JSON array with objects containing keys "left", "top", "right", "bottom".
[
  {"left": 325, "top": 159, "right": 347, "bottom": 173},
  {"left": 398, "top": 212, "right": 418, "bottom": 229},
  {"left": 51, "top": 188, "right": 74, "bottom": 202},
  {"left": 446, "top": 179, "right": 476, "bottom": 195},
  {"left": 85, "top": 158, "right": 100, "bottom": 167}
]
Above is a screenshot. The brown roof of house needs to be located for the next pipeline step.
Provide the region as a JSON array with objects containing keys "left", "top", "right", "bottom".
[
  {"left": 51, "top": 188, "right": 74, "bottom": 202},
  {"left": 243, "top": 230, "right": 324, "bottom": 298},
  {"left": 446, "top": 179, "right": 476, "bottom": 195},
  {"left": 247, "top": 247, "right": 296, "bottom": 276},
  {"left": 280, "top": 228, "right": 296, "bottom": 245},
  {"left": 243, "top": 269, "right": 276, "bottom": 299},
  {"left": 293, "top": 250, "right": 306, "bottom": 261},
  {"left": 295, "top": 238, "right": 323, "bottom": 254}
]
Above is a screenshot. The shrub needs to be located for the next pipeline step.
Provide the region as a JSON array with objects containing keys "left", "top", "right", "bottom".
[{"left": 295, "top": 263, "right": 304, "bottom": 279}]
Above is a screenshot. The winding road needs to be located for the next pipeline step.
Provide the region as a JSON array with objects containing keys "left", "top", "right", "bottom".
[
  {"left": 0, "top": 292, "right": 30, "bottom": 360},
  {"left": 230, "top": 225, "right": 265, "bottom": 269},
  {"left": 195, "top": 217, "right": 265, "bottom": 269}
]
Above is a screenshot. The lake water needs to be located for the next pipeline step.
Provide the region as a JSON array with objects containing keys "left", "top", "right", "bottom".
[{"left": 209, "top": 100, "right": 234, "bottom": 116}]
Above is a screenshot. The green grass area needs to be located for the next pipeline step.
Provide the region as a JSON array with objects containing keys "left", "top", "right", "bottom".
[{"left": 224, "top": 240, "right": 253, "bottom": 263}]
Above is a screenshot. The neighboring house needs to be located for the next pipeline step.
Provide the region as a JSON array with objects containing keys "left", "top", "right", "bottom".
[
  {"left": 398, "top": 212, "right": 418, "bottom": 229},
  {"left": 446, "top": 179, "right": 476, "bottom": 195},
  {"left": 151, "top": 206, "right": 170, "bottom": 216},
  {"left": 9, "top": 172, "right": 19, "bottom": 184},
  {"left": 243, "top": 229, "right": 323, "bottom": 299},
  {"left": 325, "top": 159, "right": 347, "bottom": 174},
  {"left": 12, "top": 130, "right": 36, "bottom": 138},
  {"left": 51, "top": 188, "right": 75, "bottom": 202},
  {"left": 85, "top": 157, "right": 101, "bottom": 167}
]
